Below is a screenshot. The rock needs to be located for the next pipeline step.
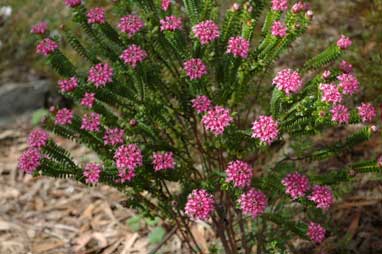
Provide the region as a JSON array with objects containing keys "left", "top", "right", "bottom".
[{"left": 0, "top": 80, "right": 50, "bottom": 117}]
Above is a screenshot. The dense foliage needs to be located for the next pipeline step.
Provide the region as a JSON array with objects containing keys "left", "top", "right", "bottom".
[{"left": 18, "top": 0, "right": 381, "bottom": 253}]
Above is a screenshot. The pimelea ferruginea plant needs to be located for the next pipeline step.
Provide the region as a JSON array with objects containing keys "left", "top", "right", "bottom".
[{"left": 20, "top": 0, "right": 382, "bottom": 253}]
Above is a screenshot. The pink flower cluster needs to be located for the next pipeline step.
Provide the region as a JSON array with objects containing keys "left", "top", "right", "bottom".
[
  {"left": 202, "top": 106, "right": 233, "bottom": 136},
  {"left": 271, "top": 21, "right": 287, "bottom": 38},
  {"left": 184, "top": 58, "right": 208, "bottom": 80},
  {"left": 104, "top": 128, "right": 125, "bottom": 146},
  {"left": 58, "top": 77, "right": 78, "bottom": 93},
  {"left": 118, "top": 15, "right": 144, "bottom": 37},
  {"left": 225, "top": 160, "right": 253, "bottom": 188},
  {"left": 114, "top": 144, "right": 143, "bottom": 182},
  {"left": 308, "top": 185, "right": 334, "bottom": 210},
  {"left": 55, "top": 108, "right": 73, "bottom": 125},
  {"left": 83, "top": 162, "right": 102, "bottom": 184},
  {"left": 238, "top": 188, "right": 267, "bottom": 219},
  {"left": 337, "top": 73, "right": 359, "bottom": 95},
  {"left": 64, "top": 0, "right": 81, "bottom": 7},
  {"left": 307, "top": 222, "right": 326, "bottom": 243},
  {"left": 161, "top": 0, "right": 171, "bottom": 11},
  {"left": 152, "top": 152, "right": 175, "bottom": 171},
  {"left": 272, "top": 0, "right": 288, "bottom": 11},
  {"left": 226, "top": 36, "right": 250, "bottom": 58},
  {"left": 81, "top": 112, "right": 101, "bottom": 132},
  {"left": 88, "top": 63, "right": 113, "bottom": 87},
  {"left": 185, "top": 189, "right": 215, "bottom": 220},
  {"left": 291, "top": 1, "right": 308, "bottom": 13},
  {"left": 330, "top": 104, "right": 350, "bottom": 124},
  {"left": 281, "top": 172, "right": 310, "bottom": 199},
  {"left": 192, "top": 20, "right": 220, "bottom": 45},
  {"left": 87, "top": 7, "right": 105, "bottom": 24},
  {"left": 36, "top": 38, "right": 58, "bottom": 56},
  {"left": 31, "top": 22, "right": 48, "bottom": 34},
  {"left": 120, "top": 44, "right": 148, "bottom": 68},
  {"left": 339, "top": 60, "right": 353, "bottom": 73},
  {"left": 272, "top": 69, "right": 303, "bottom": 95},
  {"left": 18, "top": 148, "right": 42, "bottom": 174},
  {"left": 251, "top": 115, "right": 279, "bottom": 144},
  {"left": 160, "top": 16, "right": 182, "bottom": 31},
  {"left": 81, "top": 92, "right": 96, "bottom": 108},
  {"left": 192, "top": 95, "right": 212, "bottom": 113},
  {"left": 357, "top": 103, "right": 376, "bottom": 123},
  {"left": 27, "top": 129, "right": 49, "bottom": 148},
  {"left": 319, "top": 83, "right": 342, "bottom": 104},
  {"left": 337, "top": 35, "right": 352, "bottom": 50}
]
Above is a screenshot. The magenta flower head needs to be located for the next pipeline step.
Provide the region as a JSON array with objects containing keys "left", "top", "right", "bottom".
[
  {"left": 120, "top": 44, "right": 148, "bottom": 68},
  {"left": 152, "top": 152, "right": 175, "bottom": 171},
  {"left": 291, "top": 1, "right": 306, "bottom": 13},
  {"left": 337, "top": 35, "right": 352, "bottom": 50},
  {"left": 339, "top": 60, "right": 353, "bottom": 74},
  {"left": 114, "top": 144, "right": 143, "bottom": 181},
  {"left": 36, "top": 38, "right": 58, "bottom": 56},
  {"left": 87, "top": 7, "right": 105, "bottom": 24},
  {"left": 330, "top": 104, "right": 350, "bottom": 124},
  {"left": 307, "top": 222, "right": 326, "bottom": 243},
  {"left": 337, "top": 73, "right": 360, "bottom": 95},
  {"left": 272, "top": 69, "right": 303, "bottom": 95},
  {"left": 27, "top": 128, "right": 49, "bottom": 148},
  {"left": 308, "top": 185, "right": 334, "bottom": 210},
  {"left": 357, "top": 103, "right": 376, "bottom": 123},
  {"left": 31, "top": 21, "right": 48, "bottom": 34},
  {"left": 226, "top": 36, "right": 250, "bottom": 58},
  {"left": 55, "top": 108, "right": 73, "bottom": 125},
  {"left": 83, "top": 162, "right": 102, "bottom": 184},
  {"left": 118, "top": 15, "right": 145, "bottom": 37},
  {"left": 192, "top": 20, "right": 220, "bottom": 45},
  {"left": 161, "top": 0, "right": 171, "bottom": 11},
  {"left": 103, "top": 128, "right": 125, "bottom": 146},
  {"left": 319, "top": 83, "right": 342, "bottom": 104},
  {"left": 184, "top": 58, "right": 208, "bottom": 80},
  {"left": 271, "top": 21, "right": 287, "bottom": 38},
  {"left": 64, "top": 0, "right": 81, "bottom": 7},
  {"left": 160, "top": 16, "right": 183, "bottom": 31},
  {"left": 251, "top": 115, "right": 279, "bottom": 145},
  {"left": 225, "top": 160, "right": 253, "bottom": 188},
  {"left": 58, "top": 77, "right": 78, "bottom": 93},
  {"left": 272, "top": 0, "right": 288, "bottom": 11},
  {"left": 81, "top": 112, "right": 101, "bottom": 132},
  {"left": 185, "top": 189, "right": 215, "bottom": 220},
  {"left": 238, "top": 188, "right": 267, "bottom": 219},
  {"left": 18, "top": 148, "right": 42, "bottom": 174},
  {"left": 202, "top": 106, "right": 233, "bottom": 136},
  {"left": 88, "top": 63, "right": 113, "bottom": 87},
  {"left": 192, "top": 95, "right": 212, "bottom": 113},
  {"left": 81, "top": 92, "right": 96, "bottom": 108},
  {"left": 282, "top": 172, "right": 310, "bottom": 199}
]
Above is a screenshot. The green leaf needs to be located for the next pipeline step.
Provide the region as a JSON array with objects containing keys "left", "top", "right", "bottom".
[
  {"left": 31, "top": 108, "right": 49, "bottom": 126},
  {"left": 148, "top": 226, "right": 166, "bottom": 244},
  {"left": 127, "top": 215, "right": 143, "bottom": 232}
]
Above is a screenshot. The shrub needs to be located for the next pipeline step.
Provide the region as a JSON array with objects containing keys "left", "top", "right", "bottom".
[{"left": 19, "top": 0, "right": 381, "bottom": 252}]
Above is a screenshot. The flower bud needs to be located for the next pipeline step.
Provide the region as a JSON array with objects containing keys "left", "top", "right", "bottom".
[
  {"left": 322, "top": 70, "right": 331, "bottom": 79},
  {"left": 129, "top": 119, "right": 138, "bottom": 127},
  {"left": 306, "top": 10, "right": 314, "bottom": 20}
]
